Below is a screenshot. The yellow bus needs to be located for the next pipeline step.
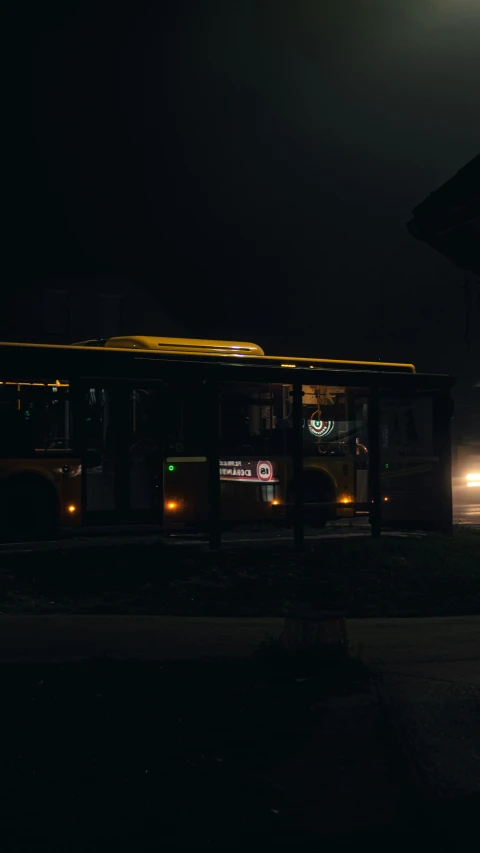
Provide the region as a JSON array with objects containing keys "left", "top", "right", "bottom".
[{"left": 0, "top": 336, "right": 452, "bottom": 541}]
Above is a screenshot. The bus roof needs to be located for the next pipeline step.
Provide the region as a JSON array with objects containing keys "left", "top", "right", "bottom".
[
  {"left": 104, "top": 336, "right": 266, "bottom": 356},
  {"left": 101, "top": 336, "right": 416, "bottom": 373},
  {"left": 0, "top": 336, "right": 417, "bottom": 374}
]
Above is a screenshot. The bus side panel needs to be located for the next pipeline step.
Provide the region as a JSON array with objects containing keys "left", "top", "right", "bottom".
[
  {"left": 163, "top": 456, "right": 356, "bottom": 525},
  {"left": 163, "top": 457, "right": 286, "bottom": 525},
  {"left": 163, "top": 459, "right": 209, "bottom": 525},
  {"left": 381, "top": 463, "right": 439, "bottom": 529},
  {"left": 0, "top": 458, "right": 82, "bottom": 527}
]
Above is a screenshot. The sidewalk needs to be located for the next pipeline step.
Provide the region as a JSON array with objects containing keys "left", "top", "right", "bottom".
[
  {"left": 1, "top": 613, "right": 479, "bottom": 803},
  {"left": 347, "top": 617, "right": 480, "bottom": 801},
  {"left": 0, "top": 614, "right": 283, "bottom": 663},
  {"left": 1, "top": 612, "right": 479, "bottom": 672}
]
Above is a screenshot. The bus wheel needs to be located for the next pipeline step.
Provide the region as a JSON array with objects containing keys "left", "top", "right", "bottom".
[{"left": 0, "top": 477, "right": 59, "bottom": 542}]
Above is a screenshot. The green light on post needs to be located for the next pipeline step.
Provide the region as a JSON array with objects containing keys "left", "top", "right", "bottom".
[
  {"left": 168, "top": 464, "right": 175, "bottom": 472},
  {"left": 384, "top": 463, "right": 389, "bottom": 469}
]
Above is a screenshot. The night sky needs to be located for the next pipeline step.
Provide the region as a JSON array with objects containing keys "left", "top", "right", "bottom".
[{"left": 30, "top": 1, "right": 480, "bottom": 374}]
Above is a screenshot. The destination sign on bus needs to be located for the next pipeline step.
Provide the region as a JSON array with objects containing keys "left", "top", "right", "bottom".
[{"left": 220, "top": 460, "right": 278, "bottom": 483}]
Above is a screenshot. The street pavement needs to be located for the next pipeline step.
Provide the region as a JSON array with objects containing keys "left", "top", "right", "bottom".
[
  {"left": 453, "top": 501, "right": 480, "bottom": 525},
  {"left": 453, "top": 483, "right": 480, "bottom": 525}
]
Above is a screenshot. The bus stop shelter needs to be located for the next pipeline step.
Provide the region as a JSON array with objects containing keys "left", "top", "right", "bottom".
[{"left": 0, "top": 343, "right": 455, "bottom": 548}]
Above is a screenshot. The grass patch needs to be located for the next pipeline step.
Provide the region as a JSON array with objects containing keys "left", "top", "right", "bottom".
[{"left": 1, "top": 530, "right": 479, "bottom": 618}]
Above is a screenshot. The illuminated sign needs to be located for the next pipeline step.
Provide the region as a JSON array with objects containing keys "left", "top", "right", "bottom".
[
  {"left": 307, "top": 419, "right": 334, "bottom": 438},
  {"left": 219, "top": 459, "right": 279, "bottom": 483}
]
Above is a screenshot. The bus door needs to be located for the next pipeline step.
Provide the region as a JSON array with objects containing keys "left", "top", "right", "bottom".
[
  {"left": 82, "top": 381, "right": 168, "bottom": 524},
  {"left": 82, "top": 383, "right": 117, "bottom": 521},
  {"left": 128, "top": 386, "right": 164, "bottom": 520},
  {"left": 129, "top": 380, "right": 212, "bottom": 524}
]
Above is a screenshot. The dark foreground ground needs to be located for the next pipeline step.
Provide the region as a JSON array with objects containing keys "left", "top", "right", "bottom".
[
  {"left": 2, "top": 528, "right": 480, "bottom": 850},
  {"left": 2, "top": 651, "right": 380, "bottom": 850},
  {"left": 3, "top": 650, "right": 478, "bottom": 851},
  {"left": 1, "top": 529, "right": 479, "bottom": 618}
]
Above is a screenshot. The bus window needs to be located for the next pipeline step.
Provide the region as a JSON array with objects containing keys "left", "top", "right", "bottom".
[
  {"left": 0, "top": 381, "right": 71, "bottom": 456},
  {"left": 219, "top": 383, "right": 290, "bottom": 456},
  {"left": 380, "top": 396, "right": 434, "bottom": 457},
  {"left": 84, "top": 387, "right": 115, "bottom": 511},
  {"left": 380, "top": 395, "right": 438, "bottom": 528},
  {"left": 302, "top": 385, "right": 363, "bottom": 457}
]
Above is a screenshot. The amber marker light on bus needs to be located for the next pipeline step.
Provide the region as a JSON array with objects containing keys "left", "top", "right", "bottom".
[
  {"left": 166, "top": 501, "right": 178, "bottom": 511},
  {"left": 67, "top": 505, "right": 77, "bottom": 514},
  {"left": 340, "top": 495, "right": 353, "bottom": 504},
  {"left": 272, "top": 499, "right": 280, "bottom": 506}
]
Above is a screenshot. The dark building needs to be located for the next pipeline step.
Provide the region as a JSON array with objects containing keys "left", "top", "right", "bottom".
[
  {"left": 408, "top": 154, "right": 480, "bottom": 279},
  {"left": 2, "top": 278, "right": 180, "bottom": 345},
  {"left": 407, "top": 154, "right": 480, "bottom": 454}
]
